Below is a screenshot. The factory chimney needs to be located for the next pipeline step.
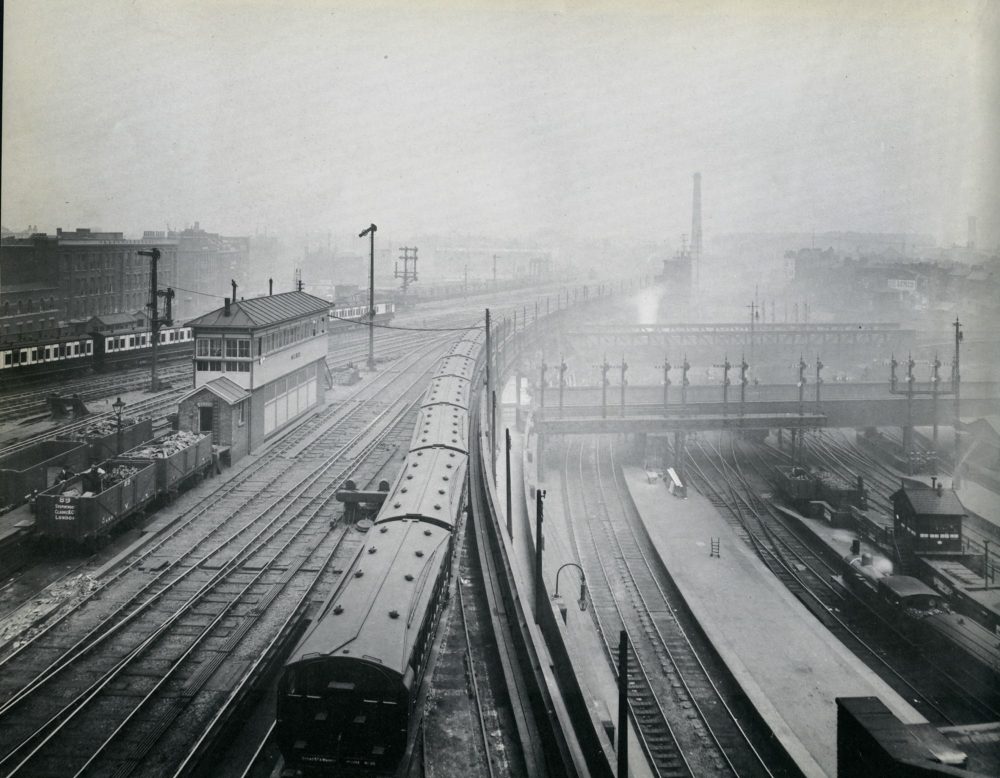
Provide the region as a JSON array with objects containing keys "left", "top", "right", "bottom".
[
  {"left": 691, "top": 172, "right": 702, "bottom": 284},
  {"left": 967, "top": 216, "right": 977, "bottom": 250}
]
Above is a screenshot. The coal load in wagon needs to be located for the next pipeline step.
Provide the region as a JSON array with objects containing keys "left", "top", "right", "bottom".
[
  {"left": 117, "top": 431, "right": 212, "bottom": 493},
  {"left": 56, "top": 417, "right": 154, "bottom": 461}
]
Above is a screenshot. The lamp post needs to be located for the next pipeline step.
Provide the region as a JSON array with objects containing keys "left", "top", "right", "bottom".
[
  {"left": 359, "top": 224, "right": 377, "bottom": 370},
  {"left": 112, "top": 396, "right": 125, "bottom": 452},
  {"left": 553, "top": 562, "right": 588, "bottom": 612}
]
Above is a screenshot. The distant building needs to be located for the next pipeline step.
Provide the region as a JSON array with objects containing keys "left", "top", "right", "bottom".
[
  {"left": 145, "top": 223, "right": 249, "bottom": 321},
  {"left": 1, "top": 228, "right": 177, "bottom": 344}
]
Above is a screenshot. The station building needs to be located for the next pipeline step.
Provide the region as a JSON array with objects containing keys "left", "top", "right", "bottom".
[{"left": 178, "top": 291, "right": 330, "bottom": 463}]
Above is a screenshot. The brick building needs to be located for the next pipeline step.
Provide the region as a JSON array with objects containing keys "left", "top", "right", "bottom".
[{"left": 0, "top": 228, "right": 178, "bottom": 344}]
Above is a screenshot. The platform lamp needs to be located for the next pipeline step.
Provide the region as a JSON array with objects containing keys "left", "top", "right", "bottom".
[
  {"left": 112, "top": 396, "right": 126, "bottom": 450},
  {"left": 553, "top": 562, "right": 589, "bottom": 622}
]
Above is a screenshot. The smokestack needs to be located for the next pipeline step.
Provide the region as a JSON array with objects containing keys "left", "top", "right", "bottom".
[
  {"left": 231, "top": 279, "right": 237, "bottom": 302},
  {"left": 269, "top": 278, "right": 273, "bottom": 296},
  {"left": 967, "top": 216, "right": 977, "bottom": 250},
  {"left": 224, "top": 297, "right": 231, "bottom": 317},
  {"left": 691, "top": 172, "right": 702, "bottom": 262}
]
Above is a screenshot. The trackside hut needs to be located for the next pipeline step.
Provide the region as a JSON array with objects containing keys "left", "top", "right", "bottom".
[{"left": 183, "top": 291, "right": 329, "bottom": 459}]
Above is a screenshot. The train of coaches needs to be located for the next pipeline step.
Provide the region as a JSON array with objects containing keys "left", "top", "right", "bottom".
[
  {"left": 276, "top": 327, "right": 484, "bottom": 775},
  {"left": 0, "top": 301, "right": 395, "bottom": 383}
]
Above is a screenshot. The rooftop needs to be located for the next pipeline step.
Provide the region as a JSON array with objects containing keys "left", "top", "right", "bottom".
[
  {"left": 184, "top": 291, "right": 329, "bottom": 329},
  {"left": 179, "top": 376, "right": 250, "bottom": 406},
  {"left": 891, "top": 483, "right": 967, "bottom": 517}
]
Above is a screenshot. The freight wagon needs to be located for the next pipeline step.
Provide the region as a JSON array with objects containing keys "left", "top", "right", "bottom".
[
  {"left": 34, "top": 431, "right": 212, "bottom": 543},
  {"left": 0, "top": 440, "right": 91, "bottom": 510},
  {"left": 773, "top": 465, "right": 865, "bottom": 516},
  {"left": 35, "top": 459, "right": 159, "bottom": 542},
  {"left": 117, "top": 431, "right": 213, "bottom": 494}
]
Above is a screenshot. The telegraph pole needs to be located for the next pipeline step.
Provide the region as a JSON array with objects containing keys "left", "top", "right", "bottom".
[
  {"left": 931, "top": 354, "right": 941, "bottom": 474},
  {"left": 714, "top": 355, "right": 732, "bottom": 416},
  {"left": 746, "top": 300, "right": 759, "bottom": 367},
  {"left": 535, "top": 489, "right": 545, "bottom": 623},
  {"left": 539, "top": 360, "right": 548, "bottom": 411},
  {"left": 558, "top": 356, "right": 567, "bottom": 418},
  {"left": 739, "top": 355, "right": 749, "bottom": 413},
  {"left": 953, "top": 318, "right": 963, "bottom": 487},
  {"left": 815, "top": 356, "right": 824, "bottom": 415},
  {"left": 617, "top": 630, "right": 629, "bottom": 777},
  {"left": 138, "top": 248, "right": 164, "bottom": 391},
  {"left": 658, "top": 356, "right": 671, "bottom": 415},
  {"left": 359, "top": 224, "right": 377, "bottom": 370},
  {"left": 681, "top": 355, "right": 690, "bottom": 409},
  {"left": 597, "top": 356, "right": 611, "bottom": 419},
  {"left": 620, "top": 356, "right": 628, "bottom": 418},
  {"left": 395, "top": 246, "right": 418, "bottom": 295}
]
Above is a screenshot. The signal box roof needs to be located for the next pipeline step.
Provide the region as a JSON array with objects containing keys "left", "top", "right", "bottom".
[
  {"left": 185, "top": 291, "right": 328, "bottom": 330},
  {"left": 891, "top": 484, "right": 967, "bottom": 517}
]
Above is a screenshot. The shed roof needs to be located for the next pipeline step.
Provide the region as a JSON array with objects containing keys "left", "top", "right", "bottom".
[
  {"left": 185, "top": 291, "right": 328, "bottom": 329},
  {"left": 891, "top": 484, "right": 967, "bottom": 517},
  {"left": 179, "top": 376, "right": 250, "bottom": 406}
]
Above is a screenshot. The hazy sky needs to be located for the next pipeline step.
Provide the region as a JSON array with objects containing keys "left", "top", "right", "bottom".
[{"left": 3, "top": 0, "right": 998, "bottom": 246}]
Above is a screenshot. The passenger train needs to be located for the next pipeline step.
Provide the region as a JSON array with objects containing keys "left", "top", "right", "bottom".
[
  {"left": 0, "top": 301, "right": 395, "bottom": 384},
  {"left": 327, "top": 301, "right": 395, "bottom": 332},
  {"left": 276, "top": 326, "right": 482, "bottom": 775},
  {"left": 0, "top": 325, "right": 195, "bottom": 383}
]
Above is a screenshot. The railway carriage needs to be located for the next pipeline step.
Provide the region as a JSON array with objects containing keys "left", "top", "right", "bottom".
[
  {"left": 277, "top": 519, "right": 454, "bottom": 773},
  {"left": 0, "top": 324, "right": 194, "bottom": 384},
  {"left": 93, "top": 325, "right": 193, "bottom": 370},
  {"left": 0, "top": 335, "right": 94, "bottom": 381},
  {"left": 421, "top": 373, "right": 472, "bottom": 410},
  {"left": 327, "top": 301, "right": 395, "bottom": 331},
  {"left": 277, "top": 328, "right": 483, "bottom": 775}
]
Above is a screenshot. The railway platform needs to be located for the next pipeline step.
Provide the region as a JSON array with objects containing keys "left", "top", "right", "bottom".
[
  {"left": 496, "top": 399, "right": 652, "bottom": 778},
  {"left": 622, "top": 467, "right": 926, "bottom": 777}
]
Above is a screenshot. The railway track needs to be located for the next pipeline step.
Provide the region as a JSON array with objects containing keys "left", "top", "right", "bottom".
[
  {"left": 685, "top": 433, "right": 1000, "bottom": 726},
  {"left": 0, "top": 333, "right": 463, "bottom": 776},
  {"left": 561, "top": 435, "right": 786, "bottom": 777},
  {"left": 0, "top": 331, "right": 454, "bottom": 655},
  {"left": 797, "top": 429, "right": 1000, "bottom": 554},
  {"left": 0, "top": 362, "right": 194, "bottom": 424}
]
